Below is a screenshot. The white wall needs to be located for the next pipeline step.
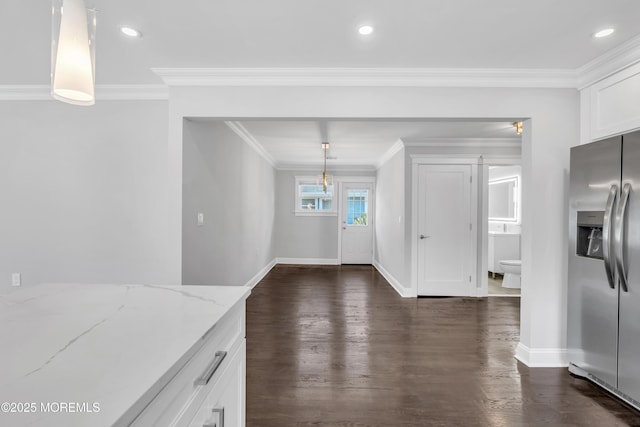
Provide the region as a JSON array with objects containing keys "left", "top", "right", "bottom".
[
  {"left": 165, "top": 85, "right": 578, "bottom": 367},
  {"left": 274, "top": 169, "right": 376, "bottom": 263},
  {"left": 374, "top": 147, "right": 406, "bottom": 288},
  {"left": 0, "top": 100, "right": 171, "bottom": 290},
  {"left": 182, "top": 120, "right": 276, "bottom": 286},
  {"left": 274, "top": 170, "right": 338, "bottom": 262}
]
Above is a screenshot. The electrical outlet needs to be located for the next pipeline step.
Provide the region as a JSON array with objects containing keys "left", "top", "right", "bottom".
[{"left": 11, "top": 273, "right": 21, "bottom": 287}]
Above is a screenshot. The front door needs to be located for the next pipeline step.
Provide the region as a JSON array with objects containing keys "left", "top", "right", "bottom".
[
  {"left": 417, "top": 164, "right": 473, "bottom": 296},
  {"left": 341, "top": 184, "right": 373, "bottom": 264}
]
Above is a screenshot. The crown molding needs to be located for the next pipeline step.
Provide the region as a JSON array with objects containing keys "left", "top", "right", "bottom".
[
  {"left": 96, "top": 85, "right": 169, "bottom": 100},
  {"left": 223, "top": 120, "right": 378, "bottom": 171},
  {"left": 4, "top": 36, "right": 640, "bottom": 102},
  {"left": 402, "top": 137, "right": 521, "bottom": 148},
  {"left": 577, "top": 34, "right": 640, "bottom": 89},
  {"left": 0, "top": 86, "right": 51, "bottom": 100},
  {"left": 0, "top": 85, "right": 168, "bottom": 101},
  {"left": 277, "top": 164, "right": 376, "bottom": 172},
  {"left": 376, "top": 139, "right": 405, "bottom": 170},
  {"left": 224, "top": 121, "right": 276, "bottom": 167},
  {"left": 152, "top": 67, "right": 579, "bottom": 88},
  {"left": 151, "top": 38, "right": 640, "bottom": 90}
]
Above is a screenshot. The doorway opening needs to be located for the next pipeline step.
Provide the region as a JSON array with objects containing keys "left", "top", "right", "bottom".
[{"left": 485, "top": 163, "right": 522, "bottom": 297}]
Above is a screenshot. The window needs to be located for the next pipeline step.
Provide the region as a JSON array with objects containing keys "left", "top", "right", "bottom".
[
  {"left": 346, "top": 189, "right": 368, "bottom": 226},
  {"left": 295, "top": 176, "right": 336, "bottom": 216}
]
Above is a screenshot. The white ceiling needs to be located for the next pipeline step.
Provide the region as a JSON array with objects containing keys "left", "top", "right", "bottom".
[
  {"left": 4, "top": 0, "right": 638, "bottom": 166},
  {"left": 219, "top": 119, "right": 520, "bottom": 168},
  {"left": 2, "top": 0, "right": 640, "bottom": 85}
]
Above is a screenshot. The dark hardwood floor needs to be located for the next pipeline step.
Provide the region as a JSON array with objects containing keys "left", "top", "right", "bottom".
[{"left": 246, "top": 265, "right": 640, "bottom": 426}]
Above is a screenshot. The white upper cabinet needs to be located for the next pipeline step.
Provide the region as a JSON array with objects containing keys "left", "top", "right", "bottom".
[{"left": 582, "top": 62, "right": 640, "bottom": 142}]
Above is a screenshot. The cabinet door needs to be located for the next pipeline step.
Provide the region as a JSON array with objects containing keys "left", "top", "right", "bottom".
[
  {"left": 130, "top": 303, "right": 245, "bottom": 427},
  {"left": 188, "top": 341, "right": 245, "bottom": 427}
]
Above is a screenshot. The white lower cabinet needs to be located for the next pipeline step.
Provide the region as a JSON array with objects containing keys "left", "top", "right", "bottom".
[
  {"left": 188, "top": 341, "right": 246, "bottom": 427},
  {"left": 130, "top": 300, "right": 246, "bottom": 427}
]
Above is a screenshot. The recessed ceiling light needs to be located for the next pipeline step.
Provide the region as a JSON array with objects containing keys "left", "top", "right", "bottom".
[
  {"left": 358, "top": 25, "right": 374, "bottom": 36},
  {"left": 121, "top": 26, "right": 142, "bottom": 38},
  {"left": 594, "top": 28, "right": 615, "bottom": 38}
]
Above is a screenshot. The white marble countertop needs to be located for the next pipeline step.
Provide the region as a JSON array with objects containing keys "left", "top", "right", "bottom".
[{"left": 0, "top": 283, "right": 250, "bottom": 426}]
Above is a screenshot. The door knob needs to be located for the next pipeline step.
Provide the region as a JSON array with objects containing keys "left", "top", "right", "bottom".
[{"left": 419, "top": 234, "right": 430, "bottom": 239}]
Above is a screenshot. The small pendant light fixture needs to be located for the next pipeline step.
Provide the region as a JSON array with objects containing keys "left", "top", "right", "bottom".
[
  {"left": 320, "top": 142, "right": 333, "bottom": 193},
  {"left": 51, "top": 0, "right": 96, "bottom": 106},
  {"left": 513, "top": 121, "right": 523, "bottom": 136}
]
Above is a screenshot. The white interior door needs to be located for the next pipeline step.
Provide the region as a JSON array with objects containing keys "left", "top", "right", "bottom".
[
  {"left": 417, "top": 164, "right": 473, "bottom": 296},
  {"left": 341, "top": 183, "right": 373, "bottom": 264}
]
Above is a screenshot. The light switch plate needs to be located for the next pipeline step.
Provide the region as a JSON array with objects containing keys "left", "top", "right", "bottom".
[
  {"left": 11, "top": 273, "right": 21, "bottom": 287},
  {"left": 197, "top": 213, "right": 204, "bottom": 226}
]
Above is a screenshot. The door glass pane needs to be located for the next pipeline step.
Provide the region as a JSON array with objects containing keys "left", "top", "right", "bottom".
[{"left": 346, "top": 189, "right": 368, "bottom": 226}]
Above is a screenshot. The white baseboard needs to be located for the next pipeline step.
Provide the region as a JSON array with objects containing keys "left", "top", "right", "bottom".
[
  {"left": 276, "top": 258, "right": 339, "bottom": 265},
  {"left": 373, "top": 260, "right": 413, "bottom": 298},
  {"left": 515, "top": 342, "right": 568, "bottom": 367},
  {"left": 244, "top": 259, "right": 277, "bottom": 289}
]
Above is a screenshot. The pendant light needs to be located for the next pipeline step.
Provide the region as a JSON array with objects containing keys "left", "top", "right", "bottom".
[
  {"left": 513, "top": 121, "right": 523, "bottom": 135},
  {"left": 319, "top": 142, "right": 333, "bottom": 193},
  {"left": 51, "top": 0, "right": 96, "bottom": 106}
]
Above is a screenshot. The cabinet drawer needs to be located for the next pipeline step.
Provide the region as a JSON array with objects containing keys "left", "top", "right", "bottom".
[
  {"left": 188, "top": 341, "right": 245, "bottom": 427},
  {"left": 130, "top": 300, "right": 245, "bottom": 427}
]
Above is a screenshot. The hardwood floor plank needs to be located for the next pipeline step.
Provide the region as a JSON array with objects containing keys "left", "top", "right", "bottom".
[{"left": 246, "top": 265, "right": 640, "bottom": 426}]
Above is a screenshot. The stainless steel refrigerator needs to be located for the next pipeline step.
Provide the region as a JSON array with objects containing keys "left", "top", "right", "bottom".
[{"left": 568, "top": 130, "right": 640, "bottom": 409}]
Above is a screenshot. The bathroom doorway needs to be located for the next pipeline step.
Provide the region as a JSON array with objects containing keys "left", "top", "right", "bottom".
[{"left": 486, "top": 164, "right": 522, "bottom": 297}]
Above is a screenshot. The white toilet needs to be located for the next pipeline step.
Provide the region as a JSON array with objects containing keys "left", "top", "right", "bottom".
[{"left": 499, "top": 260, "right": 521, "bottom": 289}]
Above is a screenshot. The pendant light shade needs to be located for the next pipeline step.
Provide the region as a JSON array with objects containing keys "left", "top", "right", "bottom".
[{"left": 51, "top": 0, "right": 96, "bottom": 106}]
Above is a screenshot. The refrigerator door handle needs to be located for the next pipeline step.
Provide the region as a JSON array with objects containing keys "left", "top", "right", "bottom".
[
  {"left": 603, "top": 184, "right": 618, "bottom": 289},
  {"left": 615, "top": 183, "right": 631, "bottom": 293}
]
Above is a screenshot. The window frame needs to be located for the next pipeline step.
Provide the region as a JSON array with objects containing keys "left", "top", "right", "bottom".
[{"left": 294, "top": 176, "right": 338, "bottom": 216}]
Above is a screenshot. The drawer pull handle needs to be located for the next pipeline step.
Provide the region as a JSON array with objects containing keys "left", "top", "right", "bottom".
[
  {"left": 203, "top": 407, "right": 224, "bottom": 427},
  {"left": 194, "top": 351, "right": 227, "bottom": 386}
]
